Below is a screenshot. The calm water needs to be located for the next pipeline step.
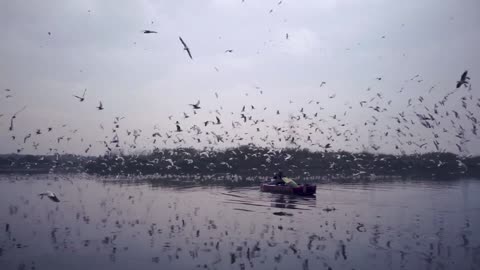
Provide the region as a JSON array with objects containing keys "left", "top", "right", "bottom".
[{"left": 0, "top": 175, "right": 479, "bottom": 270}]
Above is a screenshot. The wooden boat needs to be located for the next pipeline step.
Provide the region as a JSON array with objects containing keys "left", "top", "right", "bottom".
[{"left": 260, "top": 183, "right": 316, "bottom": 196}]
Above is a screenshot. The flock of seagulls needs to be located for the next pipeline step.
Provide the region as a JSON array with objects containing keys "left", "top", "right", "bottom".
[
  {"left": 0, "top": 3, "right": 478, "bottom": 270},
  {"left": 2, "top": 66, "right": 477, "bottom": 162},
  {"left": 0, "top": 2, "right": 477, "bottom": 174}
]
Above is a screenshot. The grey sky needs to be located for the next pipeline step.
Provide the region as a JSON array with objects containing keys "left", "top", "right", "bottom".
[{"left": 1, "top": 0, "right": 479, "bottom": 155}]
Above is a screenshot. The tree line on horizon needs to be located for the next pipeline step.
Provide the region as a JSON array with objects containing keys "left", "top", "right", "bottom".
[{"left": 0, "top": 145, "right": 479, "bottom": 180}]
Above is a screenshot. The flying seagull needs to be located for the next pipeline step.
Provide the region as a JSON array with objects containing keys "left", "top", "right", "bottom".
[
  {"left": 39, "top": 191, "right": 60, "bottom": 202},
  {"left": 97, "top": 101, "right": 104, "bottom": 110},
  {"left": 73, "top": 89, "right": 87, "bottom": 102},
  {"left": 179, "top": 36, "right": 193, "bottom": 59},
  {"left": 225, "top": 49, "right": 233, "bottom": 53},
  {"left": 176, "top": 121, "right": 182, "bottom": 132},
  {"left": 9, "top": 106, "right": 26, "bottom": 131},
  {"left": 143, "top": 30, "right": 157, "bottom": 34},
  {"left": 456, "top": 70, "right": 470, "bottom": 88},
  {"left": 189, "top": 100, "right": 201, "bottom": 109}
]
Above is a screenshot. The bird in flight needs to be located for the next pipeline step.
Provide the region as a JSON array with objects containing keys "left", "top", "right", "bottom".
[
  {"left": 9, "top": 106, "right": 26, "bottom": 131},
  {"left": 225, "top": 49, "right": 233, "bottom": 53},
  {"left": 179, "top": 36, "right": 193, "bottom": 59},
  {"left": 456, "top": 70, "right": 470, "bottom": 88},
  {"left": 73, "top": 89, "right": 87, "bottom": 102},
  {"left": 189, "top": 100, "right": 201, "bottom": 109},
  {"left": 39, "top": 191, "right": 60, "bottom": 202},
  {"left": 97, "top": 101, "right": 104, "bottom": 110},
  {"left": 143, "top": 30, "right": 157, "bottom": 34},
  {"left": 176, "top": 121, "right": 182, "bottom": 132}
]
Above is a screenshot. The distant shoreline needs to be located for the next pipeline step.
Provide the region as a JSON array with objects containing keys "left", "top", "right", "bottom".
[{"left": 1, "top": 147, "right": 479, "bottom": 180}]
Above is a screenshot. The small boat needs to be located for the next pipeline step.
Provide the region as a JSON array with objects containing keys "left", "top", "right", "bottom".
[{"left": 260, "top": 183, "right": 316, "bottom": 196}]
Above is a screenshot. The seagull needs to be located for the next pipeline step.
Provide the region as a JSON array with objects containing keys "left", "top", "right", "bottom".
[
  {"left": 241, "top": 114, "right": 247, "bottom": 122},
  {"left": 73, "top": 89, "right": 87, "bottom": 102},
  {"left": 143, "top": 30, "right": 157, "bottom": 34},
  {"left": 39, "top": 191, "right": 60, "bottom": 202},
  {"left": 97, "top": 101, "right": 104, "bottom": 110},
  {"left": 9, "top": 106, "right": 26, "bottom": 131},
  {"left": 179, "top": 36, "right": 193, "bottom": 59},
  {"left": 225, "top": 49, "right": 233, "bottom": 53},
  {"left": 165, "top": 159, "right": 174, "bottom": 166},
  {"left": 176, "top": 121, "right": 182, "bottom": 132},
  {"left": 24, "top": 134, "right": 31, "bottom": 143},
  {"left": 456, "top": 70, "right": 470, "bottom": 88},
  {"left": 215, "top": 116, "right": 221, "bottom": 125},
  {"left": 189, "top": 100, "right": 201, "bottom": 109}
]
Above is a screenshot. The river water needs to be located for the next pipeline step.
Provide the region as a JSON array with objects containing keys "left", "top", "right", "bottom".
[{"left": 0, "top": 175, "right": 479, "bottom": 270}]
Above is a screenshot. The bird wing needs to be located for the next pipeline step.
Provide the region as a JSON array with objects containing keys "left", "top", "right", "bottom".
[
  {"left": 179, "top": 37, "right": 187, "bottom": 48},
  {"left": 195, "top": 100, "right": 200, "bottom": 106},
  {"left": 186, "top": 48, "right": 193, "bottom": 59},
  {"left": 73, "top": 95, "right": 82, "bottom": 99},
  {"left": 461, "top": 70, "right": 468, "bottom": 81}
]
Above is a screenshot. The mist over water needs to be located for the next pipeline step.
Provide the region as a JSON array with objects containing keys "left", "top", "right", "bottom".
[{"left": 1, "top": 175, "right": 479, "bottom": 270}]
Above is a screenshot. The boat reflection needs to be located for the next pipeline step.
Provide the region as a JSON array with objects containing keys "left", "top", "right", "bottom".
[{"left": 268, "top": 194, "right": 316, "bottom": 210}]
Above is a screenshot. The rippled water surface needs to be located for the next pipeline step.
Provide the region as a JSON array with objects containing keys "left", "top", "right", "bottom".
[{"left": 1, "top": 175, "right": 479, "bottom": 270}]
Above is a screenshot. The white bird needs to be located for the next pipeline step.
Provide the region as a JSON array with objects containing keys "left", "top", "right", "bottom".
[
  {"left": 39, "top": 191, "right": 60, "bottom": 202},
  {"left": 165, "top": 159, "right": 174, "bottom": 166}
]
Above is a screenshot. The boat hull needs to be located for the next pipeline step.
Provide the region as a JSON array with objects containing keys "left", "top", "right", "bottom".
[{"left": 260, "top": 184, "right": 316, "bottom": 196}]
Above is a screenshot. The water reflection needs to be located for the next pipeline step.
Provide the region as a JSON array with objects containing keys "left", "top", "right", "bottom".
[{"left": 0, "top": 175, "right": 479, "bottom": 270}]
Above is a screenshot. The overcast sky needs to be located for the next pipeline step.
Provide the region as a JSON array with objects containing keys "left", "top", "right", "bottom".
[{"left": 1, "top": 0, "right": 479, "bottom": 156}]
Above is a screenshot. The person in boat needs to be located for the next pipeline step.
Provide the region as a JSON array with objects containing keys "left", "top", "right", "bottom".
[
  {"left": 272, "top": 171, "right": 298, "bottom": 187},
  {"left": 271, "top": 172, "right": 283, "bottom": 185}
]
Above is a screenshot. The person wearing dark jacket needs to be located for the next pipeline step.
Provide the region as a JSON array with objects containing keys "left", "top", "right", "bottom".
[{"left": 271, "top": 171, "right": 285, "bottom": 185}]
